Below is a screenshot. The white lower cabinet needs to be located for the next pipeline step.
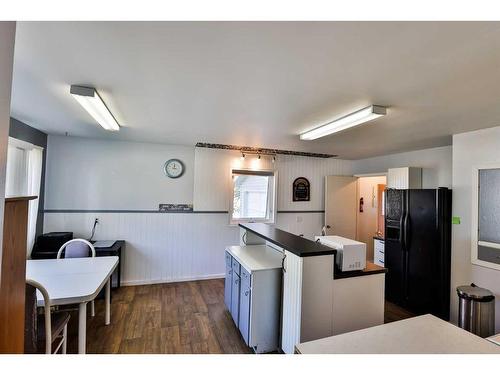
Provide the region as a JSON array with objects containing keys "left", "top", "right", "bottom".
[
  {"left": 374, "top": 239, "right": 385, "bottom": 267},
  {"left": 239, "top": 267, "right": 251, "bottom": 344},
  {"left": 230, "top": 270, "right": 240, "bottom": 325},
  {"left": 225, "top": 246, "right": 282, "bottom": 353}
]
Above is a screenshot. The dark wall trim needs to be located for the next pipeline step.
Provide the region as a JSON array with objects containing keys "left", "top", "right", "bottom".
[
  {"left": 44, "top": 209, "right": 325, "bottom": 214},
  {"left": 196, "top": 142, "right": 337, "bottom": 158},
  {"left": 277, "top": 210, "right": 325, "bottom": 213},
  {"left": 9, "top": 117, "right": 48, "bottom": 238},
  {"left": 44, "top": 209, "right": 230, "bottom": 214}
]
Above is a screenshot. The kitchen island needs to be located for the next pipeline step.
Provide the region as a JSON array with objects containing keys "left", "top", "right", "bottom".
[
  {"left": 236, "top": 223, "right": 387, "bottom": 354},
  {"left": 295, "top": 314, "right": 500, "bottom": 354}
]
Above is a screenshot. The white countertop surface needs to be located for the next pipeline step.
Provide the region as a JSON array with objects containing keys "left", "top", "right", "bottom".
[
  {"left": 488, "top": 333, "right": 500, "bottom": 346},
  {"left": 296, "top": 314, "right": 500, "bottom": 354},
  {"left": 26, "top": 256, "right": 119, "bottom": 305},
  {"left": 226, "top": 245, "right": 283, "bottom": 272}
]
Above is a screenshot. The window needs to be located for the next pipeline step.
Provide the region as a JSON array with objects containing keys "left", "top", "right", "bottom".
[
  {"left": 230, "top": 169, "right": 276, "bottom": 224},
  {"left": 5, "top": 137, "right": 44, "bottom": 254},
  {"left": 6, "top": 141, "right": 29, "bottom": 196},
  {"left": 471, "top": 165, "right": 500, "bottom": 271}
]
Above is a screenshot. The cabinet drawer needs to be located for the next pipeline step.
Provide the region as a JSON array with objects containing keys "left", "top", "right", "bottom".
[
  {"left": 374, "top": 239, "right": 385, "bottom": 267},
  {"left": 374, "top": 255, "right": 384, "bottom": 267},
  {"left": 240, "top": 266, "right": 251, "bottom": 287},
  {"left": 374, "top": 251, "right": 384, "bottom": 267},
  {"left": 232, "top": 258, "right": 241, "bottom": 275},
  {"left": 374, "top": 239, "right": 385, "bottom": 252}
]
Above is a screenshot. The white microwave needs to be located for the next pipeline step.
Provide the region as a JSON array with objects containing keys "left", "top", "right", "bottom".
[{"left": 315, "top": 235, "right": 366, "bottom": 271}]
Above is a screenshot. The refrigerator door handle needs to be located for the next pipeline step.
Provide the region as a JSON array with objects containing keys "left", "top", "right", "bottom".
[
  {"left": 404, "top": 213, "right": 411, "bottom": 251},
  {"left": 403, "top": 212, "right": 410, "bottom": 301}
]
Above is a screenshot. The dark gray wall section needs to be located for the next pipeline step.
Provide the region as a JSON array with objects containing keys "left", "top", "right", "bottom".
[{"left": 9, "top": 117, "right": 47, "bottom": 237}]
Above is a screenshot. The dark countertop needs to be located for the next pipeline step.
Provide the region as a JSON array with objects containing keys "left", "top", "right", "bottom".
[
  {"left": 334, "top": 261, "right": 387, "bottom": 280},
  {"left": 239, "top": 223, "right": 336, "bottom": 257},
  {"left": 239, "top": 223, "right": 388, "bottom": 277},
  {"left": 373, "top": 235, "right": 384, "bottom": 241}
]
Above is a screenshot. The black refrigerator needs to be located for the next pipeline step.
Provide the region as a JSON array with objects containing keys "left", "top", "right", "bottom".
[{"left": 384, "top": 188, "right": 452, "bottom": 320}]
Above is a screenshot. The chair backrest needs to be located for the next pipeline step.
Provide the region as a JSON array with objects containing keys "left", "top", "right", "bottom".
[
  {"left": 57, "top": 239, "right": 96, "bottom": 259},
  {"left": 25, "top": 279, "right": 52, "bottom": 354}
]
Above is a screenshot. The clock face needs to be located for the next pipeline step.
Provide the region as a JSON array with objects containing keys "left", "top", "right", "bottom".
[{"left": 164, "top": 159, "right": 184, "bottom": 178}]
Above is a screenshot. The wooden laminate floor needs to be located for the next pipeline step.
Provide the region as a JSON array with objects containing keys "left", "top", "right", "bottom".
[
  {"left": 384, "top": 301, "right": 416, "bottom": 323},
  {"left": 65, "top": 279, "right": 415, "bottom": 354},
  {"left": 66, "top": 279, "right": 252, "bottom": 354}
]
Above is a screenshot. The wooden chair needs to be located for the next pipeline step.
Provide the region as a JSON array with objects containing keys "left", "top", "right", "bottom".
[
  {"left": 57, "top": 239, "right": 97, "bottom": 316},
  {"left": 25, "top": 279, "right": 70, "bottom": 354}
]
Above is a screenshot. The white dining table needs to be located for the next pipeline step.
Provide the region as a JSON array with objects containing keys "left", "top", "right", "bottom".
[
  {"left": 295, "top": 314, "right": 500, "bottom": 354},
  {"left": 26, "top": 256, "right": 119, "bottom": 354}
]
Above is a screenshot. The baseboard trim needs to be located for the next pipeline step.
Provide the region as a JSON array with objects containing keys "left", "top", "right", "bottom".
[{"left": 121, "top": 273, "right": 225, "bottom": 286}]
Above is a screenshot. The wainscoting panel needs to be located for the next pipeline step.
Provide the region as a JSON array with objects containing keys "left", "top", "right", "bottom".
[
  {"left": 43, "top": 212, "right": 325, "bottom": 285},
  {"left": 275, "top": 212, "right": 324, "bottom": 240}
]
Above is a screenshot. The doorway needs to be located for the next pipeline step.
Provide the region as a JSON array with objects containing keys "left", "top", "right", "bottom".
[
  {"left": 324, "top": 174, "right": 386, "bottom": 261},
  {"left": 355, "top": 175, "right": 386, "bottom": 261}
]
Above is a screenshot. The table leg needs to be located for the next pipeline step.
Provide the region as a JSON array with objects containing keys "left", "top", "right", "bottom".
[
  {"left": 105, "top": 277, "right": 111, "bottom": 325},
  {"left": 78, "top": 302, "right": 87, "bottom": 354}
]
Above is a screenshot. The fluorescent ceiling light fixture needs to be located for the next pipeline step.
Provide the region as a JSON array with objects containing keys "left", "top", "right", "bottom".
[
  {"left": 300, "top": 105, "right": 387, "bottom": 140},
  {"left": 70, "top": 85, "right": 120, "bottom": 131}
]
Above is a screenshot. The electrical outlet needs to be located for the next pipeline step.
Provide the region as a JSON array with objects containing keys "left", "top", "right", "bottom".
[{"left": 296, "top": 216, "right": 303, "bottom": 223}]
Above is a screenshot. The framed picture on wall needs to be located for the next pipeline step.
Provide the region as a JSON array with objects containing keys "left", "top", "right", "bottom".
[{"left": 293, "top": 177, "right": 310, "bottom": 201}]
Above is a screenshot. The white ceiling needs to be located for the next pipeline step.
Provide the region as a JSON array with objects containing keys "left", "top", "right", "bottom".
[{"left": 10, "top": 21, "right": 500, "bottom": 159}]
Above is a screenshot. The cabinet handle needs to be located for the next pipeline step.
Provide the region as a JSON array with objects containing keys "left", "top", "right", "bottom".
[
  {"left": 245, "top": 291, "right": 249, "bottom": 296},
  {"left": 235, "top": 279, "right": 239, "bottom": 285}
]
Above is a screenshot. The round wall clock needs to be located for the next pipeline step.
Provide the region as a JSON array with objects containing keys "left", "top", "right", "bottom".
[{"left": 164, "top": 159, "right": 184, "bottom": 178}]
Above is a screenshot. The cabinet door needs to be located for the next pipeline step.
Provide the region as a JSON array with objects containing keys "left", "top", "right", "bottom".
[
  {"left": 224, "top": 253, "right": 233, "bottom": 310},
  {"left": 388, "top": 167, "right": 408, "bottom": 189},
  {"left": 231, "top": 272, "right": 240, "bottom": 326},
  {"left": 239, "top": 279, "right": 251, "bottom": 345}
]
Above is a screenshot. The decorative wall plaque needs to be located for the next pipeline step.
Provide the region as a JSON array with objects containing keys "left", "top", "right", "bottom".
[
  {"left": 159, "top": 204, "right": 193, "bottom": 212},
  {"left": 293, "top": 177, "right": 310, "bottom": 201}
]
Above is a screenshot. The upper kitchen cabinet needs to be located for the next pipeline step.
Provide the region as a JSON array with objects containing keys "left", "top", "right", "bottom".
[{"left": 387, "top": 167, "right": 422, "bottom": 189}]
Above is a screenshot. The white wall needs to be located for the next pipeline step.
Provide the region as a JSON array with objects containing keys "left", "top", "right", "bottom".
[
  {"left": 44, "top": 212, "right": 239, "bottom": 284},
  {"left": 44, "top": 136, "right": 353, "bottom": 285},
  {"left": 352, "top": 146, "right": 452, "bottom": 188},
  {"left": 452, "top": 127, "right": 500, "bottom": 332},
  {"left": 0, "top": 23, "right": 16, "bottom": 280},
  {"left": 193, "top": 147, "right": 353, "bottom": 211},
  {"left": 45, "top": 135, "right": 195, "bottom": 210}
]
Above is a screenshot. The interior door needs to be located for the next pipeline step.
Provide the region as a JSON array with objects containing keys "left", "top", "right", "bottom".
[{"left": 325, "top": 176, "right": 358, "bottom": 237}]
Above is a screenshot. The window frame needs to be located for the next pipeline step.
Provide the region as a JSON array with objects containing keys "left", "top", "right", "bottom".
[
  {"left": 5, "top": 137, "right": 38, "bottom": 197},
  {"left": 229, "top": 168, "right": 277, "bottom": 225},
  {"left": 471, "top": 163, "right": 500, "bottom": 271}
]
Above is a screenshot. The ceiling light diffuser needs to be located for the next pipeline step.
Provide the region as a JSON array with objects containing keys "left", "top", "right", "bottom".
[
  {"left": 300, "top": 105, "right": 387, "bottom": 140},
  {"left": 70, "top": 85, "right": 120, "bottom": 131}
]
